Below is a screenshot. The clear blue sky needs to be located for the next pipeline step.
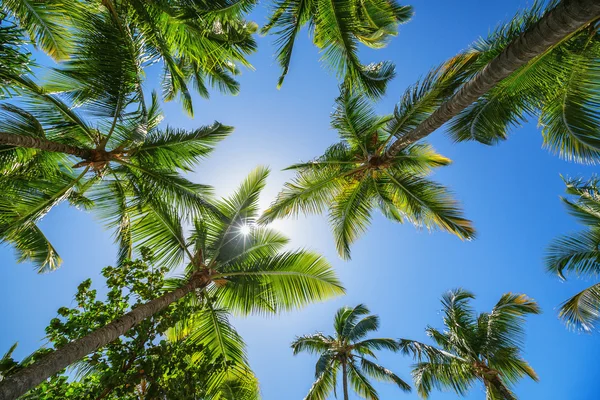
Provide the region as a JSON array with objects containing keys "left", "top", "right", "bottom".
[{"left": 1, "top": 1, "right": 599, "bottom": 399}]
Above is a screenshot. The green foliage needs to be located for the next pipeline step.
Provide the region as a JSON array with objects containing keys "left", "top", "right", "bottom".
[
  {"left": 292, "top": 304, "right": 410, "bottom": 399},
  {"left": 0, "top": 67, "right": 229, "bottom": 272},
  {"left": 262, "top": 89, "right": 474, "bottom": 259},
  {"left": 159, "top": 166, "right": 345, "bottom": 318},
  {"left": 262, "top": 0, "right": 412, "bottom": 97},
  {"left": 400, "top": 289, "right": 540, "bottom": 399},
  {"left": 2, "top": 259, "right": 259, "bottom": 399},
  {"left": 1, "top": 0, "right": 257, "bottom": 114},
  {"left": 546, "top": 176, "right": 600, "bottom": 332},
  {"left": 0, "top": 12, "right": 32, "bottom": 97},
  {"left": 446, "top": 1, "right": 600, "bottom": 164}
]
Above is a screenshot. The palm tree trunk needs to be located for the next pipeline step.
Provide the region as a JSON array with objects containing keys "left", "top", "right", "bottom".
[
  {"left": 342, "top": 360, "right": 349, "bottom": 400},
  {"left": 0, "top": 272, "right": 212, "bottom": 400},
  {"left": 0, "top": 131, "right": 92, "bottom": 159},
  {"left": 491, "top": 377, "right": 517, "bottom": 400},
  {"left": 385, "top": 0, "right": 600, "bottom": 158}
]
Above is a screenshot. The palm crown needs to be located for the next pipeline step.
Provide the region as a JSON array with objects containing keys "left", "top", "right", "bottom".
[
  {"left": 400, "top": 289, "right": 540, "bottom": 400},
  {"left": 546, "top": 176, "right": 600, "bottom": 332},
  {"left": 261, "top": 85, "right": 475, "bottom": 259},
  {"left": 292, "top": 304, "right": 410, "bottom": 400},
  {"left": 262, "top": 0, "right": 413, "bottom": 97},
  {"left": 159, "top": 166, "right": 345, "bottom": 316}
]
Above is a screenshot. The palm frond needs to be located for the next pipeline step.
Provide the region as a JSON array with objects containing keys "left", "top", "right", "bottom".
[
  {"left": 558, "top": 283, "right": 600, "bottom": 332},
  {"left": 329, "top": 175, "right": 373, "bottom": 259},
  {"left": 359, "top": 358, "right": 411, "bottom": 392},
  {"left": 1, "top": 0, "right": 77, "bottom": 60},
  {"left": 378, "top": 171, "right": 475, "bottom": 240},
  {"left": 134, "top": 124, "right": 232, "bottom": 171},
  {"left": 347, "top": 361, "right": 379, "bottom": 399},
  {"left": 216, "top": 251, "right": 344, "bottom": 315}
]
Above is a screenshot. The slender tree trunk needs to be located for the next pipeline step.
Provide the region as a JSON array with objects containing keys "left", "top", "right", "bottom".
[
  {"left": 342, "top": 360, "right": 349, "bottom": 400},
  {"left": 489, "top": 377, "right": 517, "bottom": 400},
  {"left": 0, "top": 272, "right": 212, "bottom": 400},
  {"left": 385, "top": 0, "right": 600, "bottom": 158},
  {"left": 0, "top": 131, "right": 92, "bottom": 159}
]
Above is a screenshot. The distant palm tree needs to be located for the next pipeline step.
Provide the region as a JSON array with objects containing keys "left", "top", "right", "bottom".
[
  {"left": 260, "top": 78, "right": 475, "bottom": 259},
  {"left": 400, "top": 289, "right": 540, "bottom": 400},
  {"left": 546, "top": 176, "right": 600, "bottom": 332},
  {"left": 262, "top": 0, "right": 413, "bottom": 97},
  {"left": 1, "top": 0, "right": 257, "bottom": 114},
  {"left": 0, "top": 167, "right": 344, "bottom": 399},
  {"left": 292, "top": 304, "right": 410, "bottom": 400}
]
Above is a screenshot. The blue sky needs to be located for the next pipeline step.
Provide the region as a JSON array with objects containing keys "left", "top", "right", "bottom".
[{"left": 1, "top": 0, "right": 600, "bottom": 399}]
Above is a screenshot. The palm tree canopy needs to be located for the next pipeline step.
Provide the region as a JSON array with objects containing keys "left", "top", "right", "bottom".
[
  {"left": 144, "top": 167, "right": 345, "bottom": 387},
  {"left": 1, "top": 0, "right": 258, "bottom": 115},
  {"left": 261, "top": 85, "right": 475, "bottom": 259},
  {"left": 400, "top": 289, "right": 540, "bottom": 400},
  {"left": 0, "top": 45, "right": 229, "bottom": 272},
  {"left": 262, "top": 0, "right": 412, "bottom": 97},
  {"left": 546, "top": 176, "right": 600, "bottom": 332},
  {"left": 292, "top": 304, "right": 410, "bottom": 400},
  {"left": 156, "top": 166, "right": 345, "bottom": 316}
]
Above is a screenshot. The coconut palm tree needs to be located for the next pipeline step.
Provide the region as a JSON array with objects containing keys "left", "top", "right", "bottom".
[
  {"left": 1, "top": 0, "right": 258, "bottom": 114},
  {"left": 263, "top": 0, "right": 600, "bottom": 259},
  {"left": 262, "top": 0, "right": 413, "bottom": 97},
  {"left": 546, "top": 176, "right": 600, "bottom": 332},
  {"left": 260, "top": 80, "right": 475, "bottom": 259},
  {"left": 0, "top": 167, "right": 345, "bottom": 399},
  {"left": 0, "top": 20, "right": 232, "bottom": 273},
  {"left": 292, "top": 304, "right": 410, "bottom": 400},
  {"left": 383, "top": 0, "right": 600, "bottom": 160},
  {"left": 400, "top": 289, "right": 540, "bottom": 400}
]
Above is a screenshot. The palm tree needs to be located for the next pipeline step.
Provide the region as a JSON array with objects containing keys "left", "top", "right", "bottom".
[
  {"left": 0, "top": 167, "right": 345, "bottom": 399},
  {"left": 383, "top": 0, "right": 600, "bottom": 160},
  {"left": 400, "top": 289, "right": 540, "bottom": 400},
  {"left": 0, "top": 79, "right": 227, "bottom": 272},
  {"left": 292, "top": 304, "right": 411, "bottom": 400},
  {"left": 262, "top": 0, "right": 413, "bottom": 97},
  {"left": 546, "top": 176, "right": 600, "bottom": 332},
  {"left": 263, "top": 0, "right": 600, "bottom": 258},
  {"left": 260, "top": 83, "right": 475, "bottom": 259},
  {"left": 2, "top": 0, "right": 257, "bottom": 114}
]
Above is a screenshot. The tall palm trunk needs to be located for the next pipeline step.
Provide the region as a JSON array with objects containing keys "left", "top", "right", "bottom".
[
  {"left": 342, "top": 359, "right": 349, "bottom": 400},
  {"left": 385, "top": 0, "right": 600, "bottom": 159},
  {"left": 489, "top": 377, "right": 517, "bottom": 400},
  {"left": 0, "top": 272, "right": 212, "bottom": 400},
  {"left": 0, "top": 131, "right": 92, "bottom": 159}
]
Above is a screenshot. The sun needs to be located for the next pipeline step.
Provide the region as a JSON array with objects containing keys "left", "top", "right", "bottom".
[{"left": 239, "top": 225, "right": 251, "bottom": 236}]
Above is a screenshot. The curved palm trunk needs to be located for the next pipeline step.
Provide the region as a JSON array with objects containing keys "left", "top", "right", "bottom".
[
  {"left": 489, "top": 377, "right": 517, "bottom": 400},
  {"left": 385, "top": 0, "right": 600, "bottom": 158},
  {"left": 342, "top": 360, "right": 349, "bottom": 400},
  {"left": 0, "top": 272, "right": 211, "bottom": 400},
  {"left": 0, "top": 131, "right": 92, "bottom": 159}
]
